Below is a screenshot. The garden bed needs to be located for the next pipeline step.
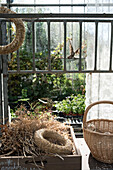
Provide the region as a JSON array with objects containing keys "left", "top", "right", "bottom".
[{"left": 0, "top": 127, "right": 81, "bottom": 170}]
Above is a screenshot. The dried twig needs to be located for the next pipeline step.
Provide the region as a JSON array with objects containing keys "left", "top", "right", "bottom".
[{"left": 0, "top": 150, "right": 15, "bottom": 157}]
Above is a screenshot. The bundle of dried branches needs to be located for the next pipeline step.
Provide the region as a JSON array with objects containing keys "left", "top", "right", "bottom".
[{"left": 0, "top": 112, "right": 72, "bottom": 158}]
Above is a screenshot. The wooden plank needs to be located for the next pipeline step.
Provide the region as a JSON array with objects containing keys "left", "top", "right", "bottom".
[
  {"left": 70, "top": 126, "right": 81, "bottom": 155},
  {"left": 77, "top": 138, "right": 90, "bottom": 170},
  {"left": 77, "top": 138, "right": 113, "bottom": 170},
  {"left": 0, "top": 156, "right": 81, "bottom": 170}
]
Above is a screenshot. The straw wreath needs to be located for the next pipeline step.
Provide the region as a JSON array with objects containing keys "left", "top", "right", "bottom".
[
  {"left": 34, "top": 128, "right": 73, "bottom": 155},
  {"left": 0, "top": 7, "right": 25, "bottom": 55}
]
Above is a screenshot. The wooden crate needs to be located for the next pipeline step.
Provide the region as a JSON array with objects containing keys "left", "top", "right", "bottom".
[{"left": 0, "top": 127, "right": 81, "bottom": 170}]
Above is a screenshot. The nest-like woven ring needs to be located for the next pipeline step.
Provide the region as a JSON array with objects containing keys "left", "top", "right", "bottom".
[
  {"left": 0, "top": 7, "right": 25, "bottom": 55},
  {"left": 34, "top": 128, "right": 73, "bottom": 155}
]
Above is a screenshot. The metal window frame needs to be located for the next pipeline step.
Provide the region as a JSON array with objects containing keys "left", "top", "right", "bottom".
[
  {"left": 0, "top": 13, "right": 113, "bottom": 74},
  {"left": 1, "top": 3, "right": 113, "bottom": 7},
  {"left": 0, "top": 3, "right": 113, "bottom": 127}
]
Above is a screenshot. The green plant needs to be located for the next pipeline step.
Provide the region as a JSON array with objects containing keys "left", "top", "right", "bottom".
[
  {"left": 22, "top": 88, "right": 28, "bottom": 98},
  {"left": 54, "top": 94, "right": 85, "bottom": 115},
  {"left": 8, "top": 48, "right": 65, "bottom": 102},
  {"left": 8, "top": 37, "right": 86, "bottom": 105},
  {"left": 10, "top": 109, "right": 17, "bottom": 119}
]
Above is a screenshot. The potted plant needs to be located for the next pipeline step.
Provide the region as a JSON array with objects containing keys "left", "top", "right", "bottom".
[{"left": 54, "top": 94, "right": 85, "bottom": 119}]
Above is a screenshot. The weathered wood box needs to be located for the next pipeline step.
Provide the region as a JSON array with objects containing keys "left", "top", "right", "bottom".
[{"left": 0, "top": 127, "right": 81, "bottom": 170}]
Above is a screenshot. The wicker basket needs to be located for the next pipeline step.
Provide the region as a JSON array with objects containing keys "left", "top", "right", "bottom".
[{"left": 83, "top": 101, "right": 113, "bottom": 164}]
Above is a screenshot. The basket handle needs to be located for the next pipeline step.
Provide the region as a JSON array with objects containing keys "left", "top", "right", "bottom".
[{"left": 83, "top": 100, "right": 113, "bottom": 125}]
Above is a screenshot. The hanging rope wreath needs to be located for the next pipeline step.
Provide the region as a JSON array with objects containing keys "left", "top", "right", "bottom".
[
  {"left": 34, "top": 128, "right": 73, "bottom": 155},
  {"left": 0, "top": 7, "right": 25, "bottom": 55}
]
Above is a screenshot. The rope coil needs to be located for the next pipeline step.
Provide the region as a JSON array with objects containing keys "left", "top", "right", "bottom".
[{"left": 34, "top": 128, "right": 73, "bottom": 155}]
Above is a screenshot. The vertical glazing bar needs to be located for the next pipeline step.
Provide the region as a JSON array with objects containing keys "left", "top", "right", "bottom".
[
  {"left": 7, "top": 0, "right": 10, "bottom": 8},
  {"left": 2, "top": 21, "right": 8, "bottom": 124},
  {"left": 7, "top": 0, "right": 12, "bottom": 60},
  {"left": 32, "top": 22, "right": 35, "bottom": 71},
  {"left": 0, "top": 66, "right": 2, "bottom": 134},
  {"left": 59, "top": 0, "right": 61, "bottom": 44},
  {"left": 0, "top": 21, "right": 3, "bottom": 136},
  {"left": 64, "top": 21, "right": 66, "bottom": 71},
  {"left": 47, "top": 21, "right": 51, "bottom": 71},
  {"left": 94, "top": 21, "right": 98, "bottom": 71},
  {"left": 71, "top": 0, "right": 74, "bottom": 90},
  {"left": 17, "top": 50, "right": 20, "bottom": 72},
  {"left": 79, "top": 21, "right": 82, "bottom": 71},
  {"left": 109, "top": 22, "right": 113, "bottom": 71},
  {"left": 34, "top": 0, "right": 37, "bottom": 52}
]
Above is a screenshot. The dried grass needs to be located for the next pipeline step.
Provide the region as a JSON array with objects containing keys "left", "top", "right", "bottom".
[{"left": 0, "top": 111, "right": 72, "bottom": 157}]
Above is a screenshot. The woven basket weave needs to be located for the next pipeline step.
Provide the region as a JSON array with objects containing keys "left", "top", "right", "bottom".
[{"left": 83, "top": 101, "right": 113, "bottom": 164}]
